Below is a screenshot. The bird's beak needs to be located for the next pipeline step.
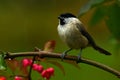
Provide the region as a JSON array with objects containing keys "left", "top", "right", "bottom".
[{"left": 58, "top": 16, "right": 63, "bottom": 20}]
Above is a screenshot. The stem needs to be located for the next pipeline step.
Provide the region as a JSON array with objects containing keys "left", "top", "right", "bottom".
[{"left": 28, "top": 56, "right": 36, "bottom": 80}]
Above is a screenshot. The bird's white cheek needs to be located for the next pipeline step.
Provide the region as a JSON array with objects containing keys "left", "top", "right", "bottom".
[{"left": 57, "top": 25, "right": 68, "bottom": 41}]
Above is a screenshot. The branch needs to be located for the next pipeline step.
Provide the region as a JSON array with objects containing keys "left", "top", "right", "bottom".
[{"left": 5, "top": 51, "right": 120, "bottom": 78}]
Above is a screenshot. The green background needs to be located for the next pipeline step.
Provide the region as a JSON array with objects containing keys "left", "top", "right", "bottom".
[{"left": 0, "top": 0, "right": 119, "bottom": 80}]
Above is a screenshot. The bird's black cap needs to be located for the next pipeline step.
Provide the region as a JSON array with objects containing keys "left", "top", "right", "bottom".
[{"left": 58, "top": 13, "right": 76, "bottom": 19}]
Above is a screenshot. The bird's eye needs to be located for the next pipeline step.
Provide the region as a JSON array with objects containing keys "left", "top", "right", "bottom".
[
  {"left": 58, "top": 17, "right": 66, "bottom": 25},
  {"left": 58, "top": 16, "right": 60, "bottom": 19}
]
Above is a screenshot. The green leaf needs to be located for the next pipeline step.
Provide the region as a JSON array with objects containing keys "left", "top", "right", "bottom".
[
  {"left": 78, "top": 0, "right": 105, "bottom": 16},
  {"left": 0, "top": 52, "right": 7, "bottom": 70},
  {"left": 105, "top": 3, "right": 120, "bottom": 40},
  {"left": 89, "top": 6, "right": 105, "bottom": 26}
]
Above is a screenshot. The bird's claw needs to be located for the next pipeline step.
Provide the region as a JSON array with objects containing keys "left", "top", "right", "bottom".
[
  {"left": 61, "top": 48, "right": 72, "bottom": 61},
  {"left": 61, "top": 52, "right": 67, "bottom": 61},
  {"left": 76, "top": 55, "right": 82, "bottom": 63}
]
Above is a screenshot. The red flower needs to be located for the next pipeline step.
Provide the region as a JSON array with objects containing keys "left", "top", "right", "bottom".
[
  {"left": 0, "top": 76, "right": 6, "bottom": 80},
  {"left": 14, "top": 76, "right": 22, "bottom": 80},
  {"left": 32, "top": 64, "right": 44, "bottom": 73},
  {"left": 22, "top": 58, "right": 32, "bottom": 67}
]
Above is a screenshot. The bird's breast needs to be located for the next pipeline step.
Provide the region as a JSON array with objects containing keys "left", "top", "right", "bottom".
[{"left": 58, "top": 24, "right": 89, "bottom": 49}]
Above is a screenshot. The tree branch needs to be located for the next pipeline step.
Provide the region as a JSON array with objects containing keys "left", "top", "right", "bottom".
[{"left": 5, "top": 51, "right": 120, "bottom": 78}]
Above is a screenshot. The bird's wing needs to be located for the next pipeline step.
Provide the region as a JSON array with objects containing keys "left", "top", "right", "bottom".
[
  {"left": 76, "top": 23, "right": 111, "bottom": 55},
  {"left": 76, "top": 23, "right": 96, "bottom": 46}
]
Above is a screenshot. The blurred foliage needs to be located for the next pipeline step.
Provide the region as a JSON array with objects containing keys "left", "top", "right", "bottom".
[
  {"left": 79, "top": 0, "right": 120, "bottom": 53},
  {"left": 78, "top": 0, "right": 105, "bottom": 16},
  {"left": 0, "top": 52, "right": 6, "bottom": 70}
]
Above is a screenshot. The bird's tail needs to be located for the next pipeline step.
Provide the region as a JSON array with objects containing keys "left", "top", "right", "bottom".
[{"left": 92, "top": 45, "right": 111, "bottom": 55}]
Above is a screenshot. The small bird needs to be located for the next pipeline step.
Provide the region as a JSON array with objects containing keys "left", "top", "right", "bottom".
[{"left": 57, "top": 13, "right": 111, "bottom": 62}]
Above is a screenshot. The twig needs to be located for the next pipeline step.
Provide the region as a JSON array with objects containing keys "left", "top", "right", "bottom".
[
  {"left": 4, "top": 51, "right": 120, "bottom": 78},
  {"left": 28, "top": 56, "right": 35, "bottom": 80}
]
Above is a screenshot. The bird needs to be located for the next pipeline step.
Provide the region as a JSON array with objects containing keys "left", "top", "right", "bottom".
[{"left": 57, "top": 13, "right": 111, "bottom": 63}]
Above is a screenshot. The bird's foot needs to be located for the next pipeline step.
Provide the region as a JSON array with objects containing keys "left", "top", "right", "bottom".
[
  {"left": 61, "top": 48, "right": 72, "bottom": 61},
  {"left": 76, "top": 55, "right": 82, "bottom": 63},
  {"left": 61, "top": 52, "right": 67, "bottom": 61},
  {"left": 76, "top": 48, "right": 82, "bottom": 63}
]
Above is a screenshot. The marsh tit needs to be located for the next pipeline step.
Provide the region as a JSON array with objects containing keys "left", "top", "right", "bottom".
[{"left": 57, "top": 13, "right": 111, "bottom": 62}]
